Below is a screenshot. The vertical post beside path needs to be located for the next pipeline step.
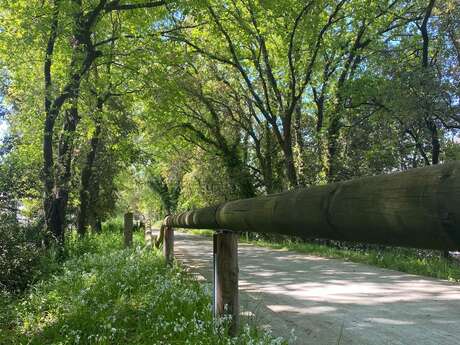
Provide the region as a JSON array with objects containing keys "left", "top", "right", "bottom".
[
  {"left": 163, "top": 225, "right": 174, "bottom": 266},
  {"left": 145, "top": 228, "right": 152, "bottom": 249},
  {"left": 124, "top": 212, "right": 133, "bottom": 248},
  {"left": 213, "top": 232, "right": 218, "bottom": 318},
  {"left": 214, "top": 230, "right": 239, "bottom": 336}
]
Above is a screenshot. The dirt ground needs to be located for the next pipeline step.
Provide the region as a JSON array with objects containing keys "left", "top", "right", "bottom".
[{"left": 169, "top": 232, "right": 460, "bottom": 345}]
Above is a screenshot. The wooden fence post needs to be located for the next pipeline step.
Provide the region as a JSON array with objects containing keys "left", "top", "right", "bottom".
[
  {"left": 213, "top": 232, "right": 217, "bottom": 318},
  {"left": 145, "top": 228, "right": 152, "bottom": 249},
  {"left": 163, "top": 225, "right": 174, "bottom": 266},
  {"left": 214, "top": 230, "right": 239, "bottom": 336},
  {"left": 124, "top": 212, "right": 133, "bottom": 248}
]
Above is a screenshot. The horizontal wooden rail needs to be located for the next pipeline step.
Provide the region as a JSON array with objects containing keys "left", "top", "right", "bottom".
[{"left": 165, "top": 162, "right": 460, "bottom": 250}]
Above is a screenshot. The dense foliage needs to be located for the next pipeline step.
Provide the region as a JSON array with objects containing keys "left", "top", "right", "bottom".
[
  {"left": 0, "top": 231, "right": 285, "bottom": 344},
  {"left": 0, "top": 217, "right": 49, "bottom": 292},
  {"left": 0, "top": 0, "right": 459, "bottom": 287},
  {"left": 0, "top": 2, "right": 459, "bottom": 343}
]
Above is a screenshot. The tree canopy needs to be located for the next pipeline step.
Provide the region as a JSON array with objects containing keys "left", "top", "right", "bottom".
[{"left": 0, "top": 0, "right": 459, "bottom": 244}]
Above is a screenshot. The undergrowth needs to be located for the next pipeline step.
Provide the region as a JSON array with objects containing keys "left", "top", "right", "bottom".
[{"left": 0, "top": 231, "right": 285, "bottom": 345}]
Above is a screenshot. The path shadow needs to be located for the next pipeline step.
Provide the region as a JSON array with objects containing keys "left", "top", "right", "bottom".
[{"left": 174, "top": 232, "right": 460, "bottom": 345}]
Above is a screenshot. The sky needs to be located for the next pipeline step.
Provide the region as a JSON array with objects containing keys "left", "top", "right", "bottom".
[
  {"left": 0, "top": 92, "right": 8, "bottom": 139},
  {"left": 0, "top": 119, "right": 7, "bottom": 138},
  {"left": 0, "top": 96, "right": 7, "bottom": 137}
]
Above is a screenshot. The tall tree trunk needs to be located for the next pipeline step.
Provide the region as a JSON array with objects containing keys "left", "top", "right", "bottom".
[
  {"left": 44, "top": 105, "right": 79, "bottom": 243},
  {"left": 264, "top": 110, "right": 297, "bottom": 189},
  {"left": 419, "top": 0, "right": 447, "bottom": 259},
  {"left": 45, "top": 101, "right": 80, "bottom": 243},
  {"left": 420, "top": 0, "right": 439, "bottom": 167},
  {"left": 253, "top": 123, "right": 275, "bottom": 193},
  {"left": 325, "top": 24, "right": 366, "bottom": 183},
  {"left": 263, "top": 124, "right": 275, "bottom": 193},
  {"left": 77, "top": 120, "right": 101, "bottom": 236},
  {"left": 42, "top": 0, "right": 60, "bottom": 243},
  {"left": 313, "top": 87, "right": 325, "bottom": 133},
  {"left": 294, "top": 103, "right": 306, "bottom": 186},
  {"left": 43, "top": 115, "right": 57, "bottom": 243},
  {"left": 426, "top": 118, "right": 440, "bottom": 165},
  {"left": 327, "top": 114, "right": 341, "bottom": 183},
  {"left": 280, "top": 115, "right": 297, "bottom": 189},
  {"left": 283, "top": 143, "right": 297, "bottom": 189},
  {"left": 42, "top": 0, "right": 103, "bottom": 243},
  {"left": 313, "top": 88, "right": 328, "bottom": 184},
  {"left": 57, "top": 103, "right": 80, "bottom": 239},
  {"left": 420, "top": 0, "right": 436, "bottom": 69}
]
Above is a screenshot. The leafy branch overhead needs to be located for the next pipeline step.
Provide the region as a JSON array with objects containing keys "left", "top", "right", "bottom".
[{"left": 0, "top": 0, "right": 458, "bottom": 245}]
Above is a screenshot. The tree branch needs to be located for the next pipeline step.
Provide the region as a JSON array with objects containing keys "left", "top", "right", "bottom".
[
  {"left": 44, "top": 0, "right": 60, "bottom": 118},
  {"left": 105, "top": 0, "right": 166, "bottom": 11},
  {"left": 287, "top": 1, "right": 314, "bottom": 103}
]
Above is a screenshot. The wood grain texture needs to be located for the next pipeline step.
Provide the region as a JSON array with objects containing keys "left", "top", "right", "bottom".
[
  {"left": 124, "top": 212, "right": 133, "bottom": 248},
  {"left": 165, "top": 162, "right": 460, "bottom": 250},
  {"left": 163, "top": 226, "right": 174, "bottom": 266},
  {"left": 214, "top": 231, "right": 239, "bottom": 336}
]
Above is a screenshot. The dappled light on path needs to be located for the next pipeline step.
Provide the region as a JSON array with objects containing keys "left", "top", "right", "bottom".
[{"left": 174, "top": 232, "right": 460, "bottom": 345}]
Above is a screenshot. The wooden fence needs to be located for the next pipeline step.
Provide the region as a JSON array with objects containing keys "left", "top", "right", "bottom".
[{"left": 154, "top": 162, "right": 459, "bottom": 335}]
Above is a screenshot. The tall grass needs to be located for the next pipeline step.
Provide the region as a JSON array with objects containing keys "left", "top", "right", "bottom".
[
  {"left": 0, "top": 231, "right": 285, "bottom": 345},
  {"left": 101, "top": 216, "right": 124, "bottom": 233}
]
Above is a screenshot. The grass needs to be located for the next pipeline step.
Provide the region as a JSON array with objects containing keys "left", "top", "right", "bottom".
[
  {"left": 0, "top": 230, "right": 285, "bottom": 345},
  {"left": 188, "top": 229, "right": 215, "bottom": 237},
  {"left": 182, "top": 229, "right": 460, "bottom": 282}
]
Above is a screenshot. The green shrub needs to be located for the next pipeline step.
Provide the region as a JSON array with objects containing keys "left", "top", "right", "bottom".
[
  {"left": 64, "top": 231, "right": 124, "bottom": 258},
  {"left": 1, "top": 233, "right": 284, "bottom": 345},
  {"left": 102, "top": 217, "right": 123, "bottom": 233},
  {"left": 0, "top": 216, "right": 49, "bottom": 292}
]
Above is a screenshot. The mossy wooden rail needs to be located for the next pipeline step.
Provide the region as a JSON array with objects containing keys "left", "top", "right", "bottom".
[{"left": 161, "top": 162, "right": 460, "bottom": 335}]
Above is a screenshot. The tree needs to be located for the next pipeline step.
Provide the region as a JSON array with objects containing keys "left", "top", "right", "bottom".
[{"left": 1, "top": 0, "right": 167, "bottom": 244}]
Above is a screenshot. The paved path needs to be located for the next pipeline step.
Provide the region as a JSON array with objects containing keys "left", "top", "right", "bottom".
[{"left": 172, "top": 232, "right": 460, "bottom": 345}]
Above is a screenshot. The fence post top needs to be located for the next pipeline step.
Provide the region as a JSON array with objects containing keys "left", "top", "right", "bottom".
[
  {"left": 216, "top": 229, "right": 234, "bottom": 234},
  {"left": 163, "top": 215, "right": 172, "bottom": 226}
]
